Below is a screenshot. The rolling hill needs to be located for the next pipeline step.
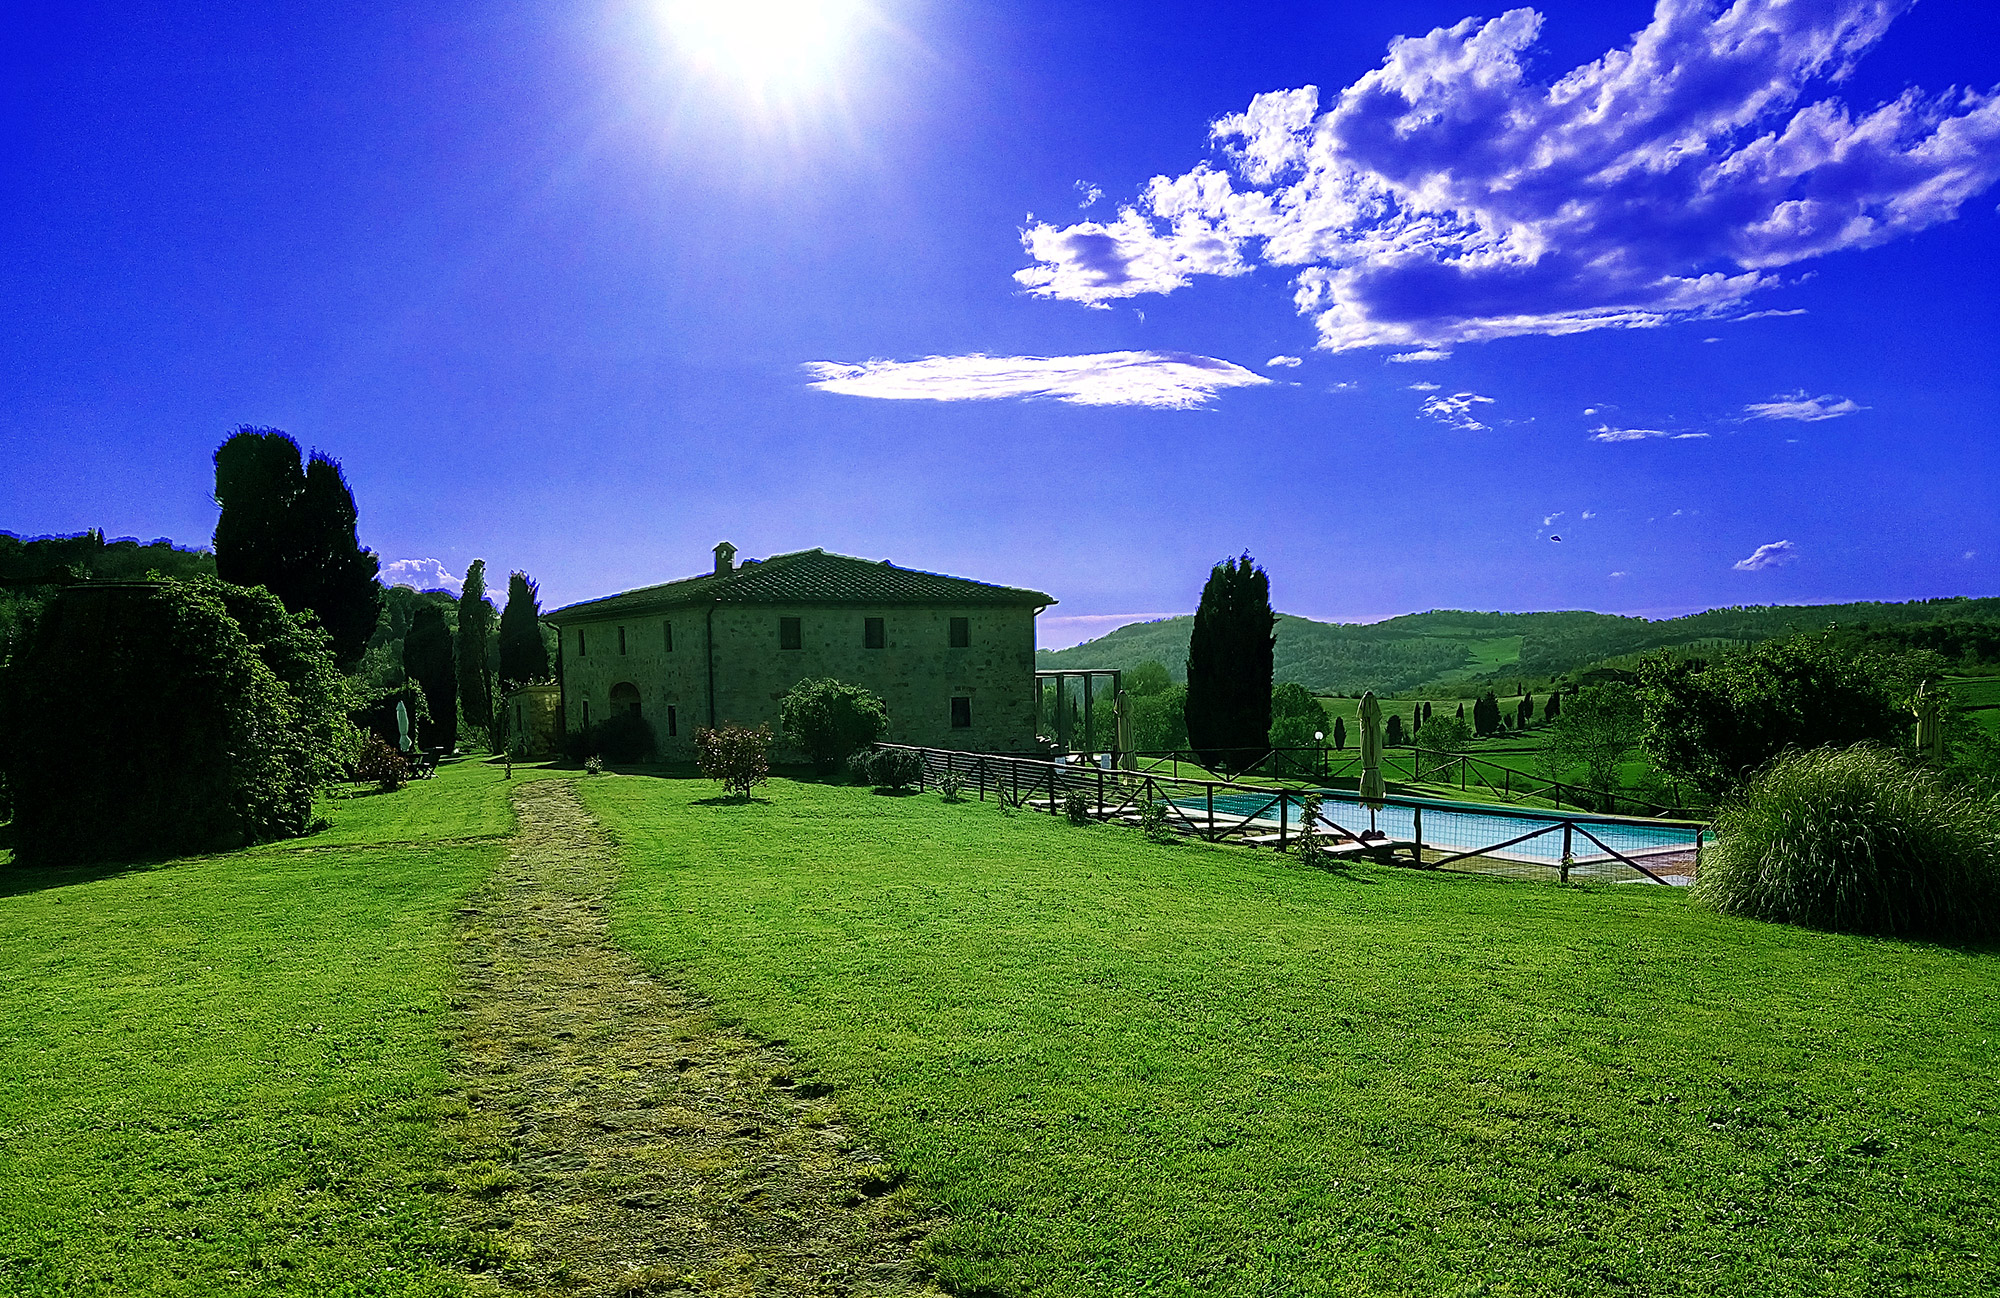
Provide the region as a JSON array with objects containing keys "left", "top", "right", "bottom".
[{"left": 1037, "top": 597, "right": 2000, "bottom": 696}]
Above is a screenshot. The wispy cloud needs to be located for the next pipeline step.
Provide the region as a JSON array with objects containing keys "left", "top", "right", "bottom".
[
  {"left": 1017, "top": 3, "right": 2000, "bottom": 350},
  {"left": 1609, "top": 570, "right": 1628, "bottom": 578},
  {"left": 1743, "top": 391, "right": 1863, "bottom": 421},
  {"left": 382, "top": 558, "right": 463, "bottom": 594},
  {"left": 1329, "top": 381, "right": 1360, "bottom": 392},
  {"left": 803, "top": 351, "right": 1271, "bottom": 410},
  {"left": 1589, "top": 424, "right": 1709, "bottom": 442},
  {"left": 1733, "top": 540, "right": 1799, "bottom": 571},
  {"left": 1075, "top": 181, "right": 1103, "bottom": 209},
  {"left": 1389, "top": 349, "right": 1451, "bottom": 363},
  {"left": 1266, "top": 354, "right": 1302, "bottom": 368},
  {"left": 1408, "top": 381, "right": 1441, "bottom": 392},
  {"left": 1422, "top": 391, "right": 1496, "bottom": 431}
]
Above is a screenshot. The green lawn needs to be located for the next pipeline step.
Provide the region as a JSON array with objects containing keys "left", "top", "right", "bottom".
[
  {"left": 582, "top": 775, "right": 2000, "bottom": 1297},
  {"left": 0, "top": 760, "right": 526, "bottom": 1296}
]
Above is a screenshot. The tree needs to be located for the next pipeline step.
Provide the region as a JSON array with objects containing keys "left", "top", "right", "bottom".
[
  {"left": 1185, "top": 553, "right": 1276, "bottom": 773},
  {"left": 1332, "top": 715, "right": 1347, "bottom": 751},
  {"left": 1636, "top": 633, "right": 1908, "bottom": 801},
  {"left": 498, "top": 571, "right": 550, "bottom": 690},
  {"left": 1131, "top": 684, "right": 1189, "bottom": 751},
  {"left": 1472, "top": 690, "right": 1502, "bottom": 737},
  {"left": 1543, "top": 693, "right": 1561, "bottom": 723},
  {"left": 1386, "top": 713, "right": 1405, "bottom": 746},
  {"left": 1517, "top": 692, "right": 1536, "bottom": 727},
  {"left": 779, "top": 678, "right": 890, "bottom": 774},
  {"left": 456, "top": 560, "right": 495, "bottom": 735},
  {"left": 1543, "top": 682, "right": 1646, "bottom": 794},
  {"left": 0, "top": 578, "right": 346, "bottom": 863},
  {"left": 697, "top": 723, "right": 771, "bottom": 800},
  {"left": 403, "top": 602, "right": 457, "bottom": 752},
  {"left": 1123, "top": 660, "right": 1174, "bottom": 697},
  {"left": 1456, "top": 702, "right": 1466, "bottom": 721},
  {"left": 212, "top": 427, "right": 381, "bottom": 670}
]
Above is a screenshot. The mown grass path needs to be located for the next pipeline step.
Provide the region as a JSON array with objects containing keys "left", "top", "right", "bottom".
[{"left": 450, "top": 779, "right": 936, "bottom": 1296}]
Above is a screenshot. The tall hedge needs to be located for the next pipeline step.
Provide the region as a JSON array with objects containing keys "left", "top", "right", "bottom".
[
  {"left": 403, "top": 602, "right": 458, "bottom": 752},
  {"left": 0, "top": 579, "right": 343, "bottom": 864}
]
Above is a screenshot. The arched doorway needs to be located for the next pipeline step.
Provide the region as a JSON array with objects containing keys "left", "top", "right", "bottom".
[{"left": 609, "top": 682, "right": 641, "bottom": 717}]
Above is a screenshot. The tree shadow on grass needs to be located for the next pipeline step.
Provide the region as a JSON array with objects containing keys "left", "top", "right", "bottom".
[
  {"left": 689, "top": 795, "right": 774, "bottom": 808},
  {"left": 0, "top": 850, "right": 173, "bottom": 900}
]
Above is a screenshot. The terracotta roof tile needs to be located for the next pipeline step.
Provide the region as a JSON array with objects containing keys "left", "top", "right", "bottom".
[{"left": 548, "top": 549, "right": 1054, "bottom": 621}]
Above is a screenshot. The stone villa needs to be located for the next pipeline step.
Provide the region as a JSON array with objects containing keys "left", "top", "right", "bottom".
[{"left": 543, "top": 544, "right": 1055, "bottom": 758}]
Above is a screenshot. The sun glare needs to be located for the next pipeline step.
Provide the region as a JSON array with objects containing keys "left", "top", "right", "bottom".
[{"left": 658, "top": 0, "right": 866, "bottom": 93}]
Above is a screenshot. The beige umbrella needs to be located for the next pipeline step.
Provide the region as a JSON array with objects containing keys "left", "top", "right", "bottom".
[{"left": 1357, "top": 691, "right": 1385, "bottom": 809}]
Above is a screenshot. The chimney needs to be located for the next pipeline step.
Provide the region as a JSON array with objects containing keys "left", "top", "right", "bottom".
[{"left": 713, "top": 541, "right": 736, "bottom": 575}]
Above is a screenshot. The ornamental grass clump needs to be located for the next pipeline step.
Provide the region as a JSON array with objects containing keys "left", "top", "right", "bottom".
[{"left": 1694, "top": 745, "right": 2000, "bottom": 942}]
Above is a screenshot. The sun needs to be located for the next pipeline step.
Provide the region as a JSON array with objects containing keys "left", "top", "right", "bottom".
[{"left": 657, "top": 0, "right": 867, "bottom": 94}]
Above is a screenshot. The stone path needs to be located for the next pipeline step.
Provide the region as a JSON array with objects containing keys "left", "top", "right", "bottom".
[{"left": 448, "top": 779, "right": 937, "bottom": 1296}]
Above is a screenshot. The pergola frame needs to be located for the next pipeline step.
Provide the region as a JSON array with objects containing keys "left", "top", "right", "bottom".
[{"left": 1036, "top": 669, "right": 1129, "bottom": 765}]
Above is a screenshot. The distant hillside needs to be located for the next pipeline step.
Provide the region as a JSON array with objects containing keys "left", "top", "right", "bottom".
[{"left": 1037, "top": 597, "right": 2000, "bottom": 696}]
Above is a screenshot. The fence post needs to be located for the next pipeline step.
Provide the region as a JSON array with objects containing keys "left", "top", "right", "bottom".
[
  {"left": 1413, "top": 804, "right": 1423, "bottom": 866},
  {"left": 1695, "top": 827, "right": 1704, "bottom": 876},
  {"left": 1279, "top": 792, "right": 1289, "bottom": 851},
  {"left": 979, "top": 757, "right": 986, "bottom": 802},
  {"left": 918, "top": 750, "right": 926, "bottom": 793},
  {"left": 1560, "top": 821, "right": 1573, "bottom": 884},
  {"left": 1206, "top": 785, "right": 1215, "bottom": 840},
  {"left": 1097, "top": 766, "right": 1105, "bottom": 819}
]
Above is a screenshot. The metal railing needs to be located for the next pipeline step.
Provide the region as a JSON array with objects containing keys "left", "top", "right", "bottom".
[{"left": 877, "top": 744, "right": 1707, "bottom": 886}]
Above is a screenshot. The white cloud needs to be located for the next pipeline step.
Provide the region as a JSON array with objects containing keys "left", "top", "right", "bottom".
[
  {"left": 382, "top": 558, "right": 462, "bottom": 594},
  {"left": 802, "top": 351, "right": 1271, "bottom": 410},
  {"left": 1965, "top": 550, "right": 1978, "bottom": 561},
  {"left": 1421, "top": 391, "right": 1496, "bottom": 431},
  {"left": 1743, "top": 390, "right": 1863, "bottom": 421},
  {"left": 1738, "top": 308, "right": 1809, "bottom": 320},
  {"left": 1542, "top": 511, "right": 1564, "bottom": 527},
  {"left": 1703, "top": 337, "right": 1722, "bottom": 343},
  {"left": 1581, "top": 510, "right": 1597, "bottom": 520},
  {"left": 1590, "top": 424, "right": 1709, "bottom": 442},
  {"left": 1076, "top": 181, "right": 1104, "bottom": 209},
  {"left": 1388, "top": 349, "right": 1451, "bottom": 363},
  {"left": 1329, "top": 381, "right": 1360, "bottom": 392},
  {"left": 1733, "top": 540, "right": 1799, "bottom": 571},
  {"left": 1408, "top": 380, "right": 1441, "bottom": 391},
  {"left": 1266, "top": 354, "right": 1303, "bottom": 367},
  {"left": 1609, "top": 571, "right": 1628, "bottom": 578},
  {"left": 1017, "top": 3, "right": 2000, "bottom": 351}
]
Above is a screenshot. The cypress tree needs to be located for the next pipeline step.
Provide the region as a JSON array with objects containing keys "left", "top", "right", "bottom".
[
  {"left": 1386, "top": 713, "right": 1405, "bottom": 746},
  {"left": 1473, "top": 690, "right": 1501, "bottom": 737},
  {"left": 403, "top": 603, "right": 458, "bottom": 752},
  {"left": 498, "top": 571, "right": 550, "bottom": 690},
  {"left": 457, "top": 560, "right": 495, "bottom": 732},
  {"left": 212, "top": 427, "right": 380, "bottom": 670},
  {"left": 1544, "top": 692, "right": 1562, "bottom": 722},
  {"left": 1456, "top": 702, "right": 1465, "bottom": 720},
  {"left": 1423, "top": 701, "right": 1433, "bottom": 722},
  {"left": 1332, "top": 715, "right": 1346, "bottom": 751},
  {"left": 1183, "top": 553, "right": 1276, "bottom": 774}
]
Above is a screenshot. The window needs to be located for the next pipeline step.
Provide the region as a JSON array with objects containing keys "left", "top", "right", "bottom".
[
  {"left": 663, "top": 620, "right": 674, "bottom": 652},
  {"left": 864, "top": 617, "right": 885, "bottom": 649},
  {"left": 577, "top": 628, "right": 587, "bottom": 657},
  {"left": 610, "top": 682, "right": 640, "bottom": 716},
  {"left": 780, "top": 616, "right": 802, "bottom": 650},
  {"left": 666, "top": 705, "right": 678, "bottom": 737},
  {"left": 949, "top": 616, "right": 970, "bottom": 648},
  {"left": 617, "top": 625, "right": 627, "bottom": 655},
  {"left": 950, "top": 696, "right": 972, "bottom": 729}
]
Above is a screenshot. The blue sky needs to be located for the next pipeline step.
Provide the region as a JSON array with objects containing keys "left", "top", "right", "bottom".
[{"left": 3, "top": 0, "right": 1997, "bottom": 647}]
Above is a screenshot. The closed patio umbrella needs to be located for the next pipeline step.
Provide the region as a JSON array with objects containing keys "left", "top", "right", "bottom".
[{"left": 1358, "top": 691, "right": 1385, "bottom": 809}]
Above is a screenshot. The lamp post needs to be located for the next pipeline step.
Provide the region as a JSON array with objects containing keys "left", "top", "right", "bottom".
[{"left": 1315, "top": 730, "right": 1325, "bottom": 781}]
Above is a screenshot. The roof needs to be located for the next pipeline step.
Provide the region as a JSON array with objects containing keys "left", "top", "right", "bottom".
[{"left": 547, "top": 549, "right": 1056, "bottom": 623}]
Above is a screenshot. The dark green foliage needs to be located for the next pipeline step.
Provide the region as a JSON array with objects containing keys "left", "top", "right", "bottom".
[
  {"left": 1269, "top": 714, "right": 1324, "bottom": 776},
  {"left": 1185, "top": 554, "right": 1276, "bottom": 773},
  {"left": 1543, "top": 681, "right": 1644, "bottom": 793},
  {"left": 778, "top": 678, "right": 890, "bottom": 774},
  {"left": 1130, "top": 684, "right": 1189, "bottom": 752},
  {"left": 499, "top": 571, "right": 550, "bottom": 689},
  {"left": 1694, "top": 746, "right": 2000, "bottom": 940},
  {"left": 217, "top": 583, "right": 357, "bottom": 789},
  {"left": 567, "top": 711, "right": 657, "bottom": 764},
  {"left": 1138, "top": 796, "right": 1173, "bottom": 842},
  {"left": 1386, "top": 713, "right": 1405, "bottom": 746},
  {"left": 1122, "top": 660, "right": 1173, "bottom": 697},
  {"left": 456, "top": 560, "right": 495, "bottom": 732},
  {"left": 1542, "top": 694, "right": 1559, "bottom": 722},
  {"left": 1517, "top": 692, "right": 1535, "bottom": 726},
  {"left": 1063, "top": 789, "right": 1093, "bottom": 826},
  {"left": 1471, "top": 690, "right": 1501, "bottom": 736},
  {"left": 211, "top": 428, "right": 381, "bottom": 670},
  {"left": 1, "top": 530, "right": 216, "bottom": 657},
  {"left": 1416, "top": 712, "right": 1471, "bottom": 760},
  {"left": 1637, "top": 633, "right": 1909, "bottom": 800},
  {"left": 350, "top": 685, "right": 429, "bottom": 751},
  {"left": 1332, "top": 715, "right": 1347, "bottom": 750},
  {"left": 858, "top": 748, "right": 923, "bottom": 792},
  {"left": 696, "top": 723, "right": 771, "bottom": 799},
  {"left": 402, "top": 603, "right": 457, "bottom": 752},
  {"left": 0, "top": 580, "right": 341, "bottom": 863}
]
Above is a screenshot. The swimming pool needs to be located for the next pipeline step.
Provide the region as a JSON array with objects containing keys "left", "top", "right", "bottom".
[{"left": 1174, "top": 789, "right": 1703, "bottom": 879}]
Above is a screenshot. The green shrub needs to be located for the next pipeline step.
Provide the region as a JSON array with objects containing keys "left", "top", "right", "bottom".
[
  {"left": 1063, "top": 788, "right": 1092, "bottom": 826},
  {"left": 778, "top": 678, "right": 889, "bottom": 774},
  {"left": 1268, "top": 713, "right": 1323, "bottom": 776},
  {"left": 869, "top": 749, "right": 923, "bottom": 793},
  {"left": 0, "top": 579, "right": 335, "bottom": 864},
  {"left": 845, "top": 749, "right": 878, "bottom": 786},
  {"left": 353, "top": 733, "right": 408, "bottom": 793},
  {"left": 1693, "top": 746, "right": 2000, "bottom": 941},
  {"left": 1138, "top": 796, "right": 1174, "bottom": 843}
]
